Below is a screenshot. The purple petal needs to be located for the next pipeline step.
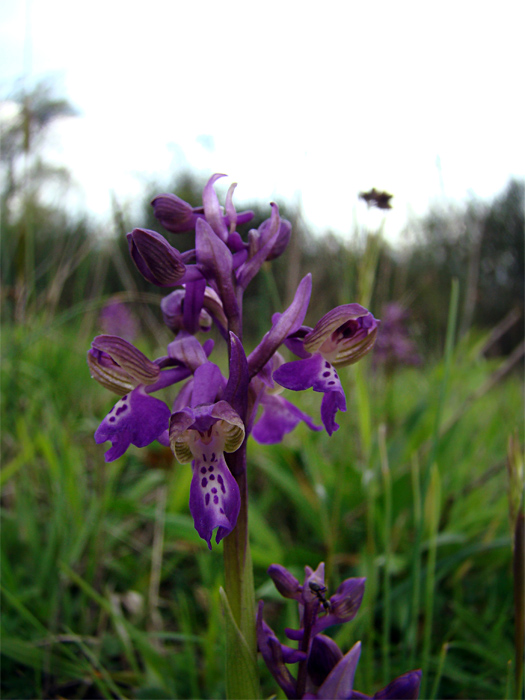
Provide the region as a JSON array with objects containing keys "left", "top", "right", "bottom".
[
  {"left": 252, "top": 393, "right": 322, "bottom": 444},
  {"left": 307, "top": 634, "right": 344, "bottom": 688},
  {"left": 256, "top": 602, "right": 298, "bottom": 698},
  {"left": 372, "top": 670, "right": 422, "bottom": 699},
  {"left": 189, "top": 452, "right": 240, "bottom": 549},
  {"left": 320, "top": 389, "right": 347, "bottom": 435},
  {"left": 273, "top": 353, "right": 342, "bottom": 394},
  {"left": 183, "top": 278, "right": 206, "bottom": 334},
  {"left": 316, "top": 642, "right": 361, "bottom": 700},
  {"left": 168, "top": 332, "right": 208, "bottom": 371},
  {"left": 195, "top": 218, "right": 238, "bottom": 321},
  {"left": 247, "top": 274, "right": 312, "bottom": 378},
  {"left": 191, "top": 362, "right": 225, "bottom": 407},
  {"left": 273, "top": 353, "right": 347, "bottom": 435},
  {"left": 95, "top": 386, "right": 171, "bottom": 462},
  {"left": 202, "top": 173, "right": 229, "bottom": 241},
  {"left": 236, "top": 203, "right": 282, "bottom": 289},
  {"left": 222, "top": 333, "right": 249, "bottom": 422}
]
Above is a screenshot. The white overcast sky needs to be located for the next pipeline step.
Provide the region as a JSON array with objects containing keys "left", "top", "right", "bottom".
[{"left": 1, "top": 0, "right": 524, "bottom": 243}]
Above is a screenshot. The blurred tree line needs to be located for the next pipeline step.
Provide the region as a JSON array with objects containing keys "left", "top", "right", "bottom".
[{"left": 1, "top": 82, "right": 523, "bottom": 357}]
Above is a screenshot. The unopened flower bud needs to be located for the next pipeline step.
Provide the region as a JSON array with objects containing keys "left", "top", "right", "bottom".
[{"left": 127, "top": 228, "right": 186, "bottom": 287}]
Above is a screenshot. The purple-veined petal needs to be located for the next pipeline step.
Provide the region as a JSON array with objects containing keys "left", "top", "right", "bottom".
[
  {"left": 247, "top": 274, "right": 312, "bottom": 378},
  {"left": 87, "top": 348, "right": 136, "bottom": 395},
  {"left": 91, "top": 335, "right": 160, "bottom": 385},
  {"left": 127, "top": 228, "right": 186, "bottom": 286},
  {"left": 151, "top": 192, "right": 202, "bottom": 233},
  {"left": 252, "top": 393, "right": 322, "bottom": 444},
  {"left": 95, "top": 386, "right": 171, "bottom": 462}
]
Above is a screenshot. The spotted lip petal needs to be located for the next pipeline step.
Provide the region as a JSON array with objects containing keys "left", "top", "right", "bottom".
[
  {"left": 94, "top": 386, "right": 171, "bottom": 462},
  {"left": 272, "top": 352, "right": 347, "bottom": 435},
  {"left": 169, "top": 401, "right": 245, "bottom": 548},
  {"left": 189, "top": 450, "right": 240, "bottom": 549}
]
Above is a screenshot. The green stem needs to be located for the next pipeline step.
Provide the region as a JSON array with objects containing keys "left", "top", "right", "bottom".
[{"left": 223, "top": 444, "right": 260, "bottom": 699}]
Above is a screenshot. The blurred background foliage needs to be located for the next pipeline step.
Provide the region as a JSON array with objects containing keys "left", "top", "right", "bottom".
[{"left": 1, "top": 82, "right": 524, "bottom": 699}]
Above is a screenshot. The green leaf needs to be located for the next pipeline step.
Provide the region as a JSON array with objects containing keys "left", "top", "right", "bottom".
[{"left": 219, "top": 587, "right": 260, "bottom": 700}]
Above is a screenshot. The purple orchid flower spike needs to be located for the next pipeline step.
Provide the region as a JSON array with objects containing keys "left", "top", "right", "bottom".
[
  {"left": 260, "top": 562, "right": 420, "bottom": 699},
  {"left": 169, "top": 399, "right": 244, "bottom": 549},
  {"left": 273, "top": 305, "right": 379, "bottom": 435}
]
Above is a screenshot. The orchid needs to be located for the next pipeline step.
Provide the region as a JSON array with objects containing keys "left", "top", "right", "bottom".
[
  {"left": 86, "top": 174, "right": 411, "bottom": 699},
  {"left": 258, "top": 563, "right": 421, "bottom": 700}
]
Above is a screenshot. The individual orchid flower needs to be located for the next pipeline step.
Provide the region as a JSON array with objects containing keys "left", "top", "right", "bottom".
[
  {"left": 169, "top": 399, "right": 244, "bottom": 549},
  {"left": 273, "top": 305, "right": 379, "bottom": 435}
]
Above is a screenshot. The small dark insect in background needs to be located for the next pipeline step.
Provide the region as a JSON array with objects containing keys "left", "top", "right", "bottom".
[{"left": 359, "top": 187, "right": 394, "bottom": 210}]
